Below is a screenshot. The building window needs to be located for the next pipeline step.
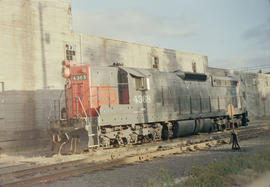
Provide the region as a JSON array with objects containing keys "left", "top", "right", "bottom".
[
  {"left": 65, "top": 44, "right": 76, "bottom": 61},
  {"left": 265, "top": 81, "right": 269, "bottom": 87},
  {"left": 0, "top": 82, "right": 4, "bottom": 93},
  {"left": 135, "top": 77, "right": 149, "bottom": 91},
  {"left": 252, "top": 79, "right": 256, "bottom": 86},
  {"left": 152, "top": 56, "right": 159, "bottom": 69},
  {"left": 192, "top": 62, "right": 197, "bottom": 73}
]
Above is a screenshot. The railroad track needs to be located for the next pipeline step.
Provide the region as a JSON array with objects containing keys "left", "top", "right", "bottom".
[{"left": 1, "top": 124, "right": 269, "bottom": 187}]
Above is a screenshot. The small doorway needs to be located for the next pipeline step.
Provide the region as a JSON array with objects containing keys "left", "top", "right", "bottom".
[{"left": 118, "top": 69, "right": 130, "bottom": 104}]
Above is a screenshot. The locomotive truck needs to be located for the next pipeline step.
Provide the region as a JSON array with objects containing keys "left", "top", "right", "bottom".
[{"left": 49, "top": 60, "right": 248, "bottom": 154}]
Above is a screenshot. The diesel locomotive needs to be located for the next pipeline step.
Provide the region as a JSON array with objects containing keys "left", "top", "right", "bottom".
[{"left": 49, "top": 60, "right": 249, "bottom": 153}]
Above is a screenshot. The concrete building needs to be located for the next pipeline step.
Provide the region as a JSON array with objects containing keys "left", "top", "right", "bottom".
[
  {"left": 0, "top": 0, "right": 269, "bottom": 154},
  {"left": 208, "top": 68, "right": 270, "bottom": 118}
]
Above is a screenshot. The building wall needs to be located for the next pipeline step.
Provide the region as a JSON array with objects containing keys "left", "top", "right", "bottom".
[
  {"left": 0, "top": 0, "right": 208, "bottom": 91},
  {"left": 254, "top": 73, "right": 270, "bottom": 117},
  {"left": 0, "top": 0, "right": 71, "bottom": 154},
  {"left": 70, "top": 33, "right": 208, "bottom": 73},
  {"left": 208, "top": 67, "right": 270, "bottom": 118},
  {"left": 0, "top": 0, "right": 72, "bottom": 91}
]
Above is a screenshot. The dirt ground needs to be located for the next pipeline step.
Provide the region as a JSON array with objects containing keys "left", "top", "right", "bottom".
[
  {"left": 32, "top": 124, "right": 270, "bottom": 187},
  {"left": 246, "top": 172, "right": 270, "bottom": 187},
  {"left": 1, "top": 119, "right": 269, "bottom": 187}
]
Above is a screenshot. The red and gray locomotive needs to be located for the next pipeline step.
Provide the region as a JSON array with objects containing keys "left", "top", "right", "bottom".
[{"left": 49, "top": 60, "right": 248, "bottom": 153}]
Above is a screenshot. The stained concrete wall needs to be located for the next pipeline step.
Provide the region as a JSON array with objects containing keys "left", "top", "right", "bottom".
[
  {"left": 0, "top": 0, "right": 72, "bottom": 91},
  {"left": 0, "top": 0, "right": 71, "bottom": 154},
  {"left": 0, "top": 0, "right": 208, "bottom": 92},
  {"left": 208, "top": 67, "right": 270, "bottom": 118},
  {"left": 70, "top": 33, "right": 208, "bottom": 73},
  {"left": 253, "top": 73, "right": 270, "bottom": 117}
]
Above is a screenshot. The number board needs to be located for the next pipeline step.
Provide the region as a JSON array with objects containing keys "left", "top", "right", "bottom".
[{"left": 72, "top": 75, "right": 87, "bottom": 81}]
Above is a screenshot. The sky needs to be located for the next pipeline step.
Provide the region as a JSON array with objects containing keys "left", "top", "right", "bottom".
[{"left": 68, "top": 0, "right": 270, "bottom": 72}]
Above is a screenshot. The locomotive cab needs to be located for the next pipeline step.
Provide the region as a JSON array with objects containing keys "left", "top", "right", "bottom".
[
  {"left": 49, "top": 61, "right": 101, "bottom": 154},
  {"left": 49, "top": 61, "right": 128, "bottom": 154}
]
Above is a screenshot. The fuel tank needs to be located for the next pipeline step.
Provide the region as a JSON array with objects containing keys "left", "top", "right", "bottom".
[{"left": 173, "top": 119, "right": 212, "bottom": 137}]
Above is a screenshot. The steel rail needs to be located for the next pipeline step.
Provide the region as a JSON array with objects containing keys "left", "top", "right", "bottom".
[{"left": 1, "top": 125, "right": 269, "bottom": 187}]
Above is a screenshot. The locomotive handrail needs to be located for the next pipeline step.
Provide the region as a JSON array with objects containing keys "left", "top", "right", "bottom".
[
  {"left": 88, "top": 98, "right": 101, "bottom": 117},
  {"left": 75, "top": 96, "right": 88, "bottom": 118},
  {"left": 93, "top": 107, "right": 100, "bottom": 117}
]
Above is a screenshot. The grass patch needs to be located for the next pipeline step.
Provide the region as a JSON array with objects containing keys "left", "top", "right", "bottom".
[{"left": 147, "top": 149, "right": 270, "bottom": 187}]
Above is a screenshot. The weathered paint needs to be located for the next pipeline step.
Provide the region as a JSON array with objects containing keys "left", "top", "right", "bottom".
[{"left": 64, "top": 63, "right": 119, "bottom": 118}]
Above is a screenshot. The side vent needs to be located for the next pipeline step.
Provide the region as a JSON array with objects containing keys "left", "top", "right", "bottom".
[
  {"left": 211, "top": 76, "right": 238, "bottom": 87},
  {"left": 175, "top": 71, "right": 207, "bottom": 81}
]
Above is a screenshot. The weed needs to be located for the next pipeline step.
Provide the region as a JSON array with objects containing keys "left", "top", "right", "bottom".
[{"left": 147, "top": 149, "right": 270, "bottom": 187}]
